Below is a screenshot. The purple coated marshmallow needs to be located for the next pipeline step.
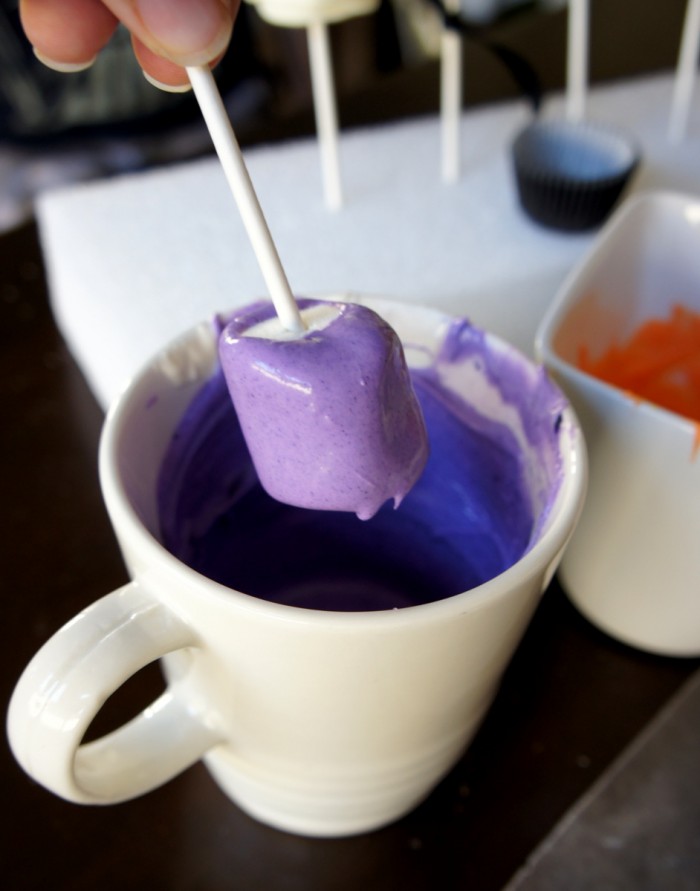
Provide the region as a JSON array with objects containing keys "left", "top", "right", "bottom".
[{"left": 218, "top": 299, "right": 429, "bottom": 519}]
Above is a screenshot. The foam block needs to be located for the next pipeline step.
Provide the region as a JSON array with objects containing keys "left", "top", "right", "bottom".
[{"left": 36, "top": 73, "right": 700, "bottom": 409}]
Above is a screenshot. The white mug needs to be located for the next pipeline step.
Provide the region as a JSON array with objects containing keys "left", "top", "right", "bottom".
[
  {"left": 7, "top": 296, "right": 586, "bottom": 837},
  {"left": 537, "top": 191, "right": 700, "bottom": 657}
]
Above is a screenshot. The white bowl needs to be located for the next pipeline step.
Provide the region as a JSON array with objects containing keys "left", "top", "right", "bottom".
[{"left": 536, "top": 190, "right": 700, "bottom": 656}]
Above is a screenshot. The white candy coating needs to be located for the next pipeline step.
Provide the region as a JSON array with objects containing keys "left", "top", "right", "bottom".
[{"left": 245, "top": 0, "right": 380, "bottom": 27}]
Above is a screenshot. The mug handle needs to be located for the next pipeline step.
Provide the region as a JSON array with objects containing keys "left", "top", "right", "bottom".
[{"left": 7, "top": 581, "right": 224, "bottom": 804}]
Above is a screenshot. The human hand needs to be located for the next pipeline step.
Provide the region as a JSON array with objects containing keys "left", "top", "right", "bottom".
[{"left": 19, "top": 0, "right": 240, "bottom": 91}]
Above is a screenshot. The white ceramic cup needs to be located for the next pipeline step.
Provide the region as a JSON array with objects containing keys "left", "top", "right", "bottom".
[
  {"left": 7, "top": 296, "right": 586, "bottom": 838},
  {"left": 536, "top": 191, "right": 700, "bottom": 657}
]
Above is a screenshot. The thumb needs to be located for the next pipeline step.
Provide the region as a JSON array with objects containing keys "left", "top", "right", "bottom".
[{"left": 104, "top": 0, "right": 237, "bottom": 67}]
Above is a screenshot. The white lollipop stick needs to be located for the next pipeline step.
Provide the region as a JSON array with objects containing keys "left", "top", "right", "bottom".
[
  {"left": 669, "top": 0, "right": 700, "bottom": 143},
  {"left": 187, "top": 66, "right": 304, "bottom": 333},
  {"left": 566, "top": 0, "right": 589, "bottom": 123},
  {"left": 440, "top": 0, "right": 462, "bottom": 183},
  {"left": 307, "top": 21, "right": 343, "bottom": 209}
]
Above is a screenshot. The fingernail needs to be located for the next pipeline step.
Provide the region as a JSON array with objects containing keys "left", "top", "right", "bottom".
[
  {"left": 136, "top": 0, "right": 233, "bottom": 65},
  {"left": 142, "top": 70, "right": 192, "bottom": 93},
  {"left": 33, "top": 48, "right": 96, "bottom": 73}
]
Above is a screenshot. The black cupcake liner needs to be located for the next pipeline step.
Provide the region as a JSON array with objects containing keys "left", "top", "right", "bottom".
[{"left": 511, "top": 118, "right": 640, "bottom": 232}]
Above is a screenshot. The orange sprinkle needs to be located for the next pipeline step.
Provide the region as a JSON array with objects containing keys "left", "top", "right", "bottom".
[{"left": 577, "top": 304, "right": 700, "bottom": 460}]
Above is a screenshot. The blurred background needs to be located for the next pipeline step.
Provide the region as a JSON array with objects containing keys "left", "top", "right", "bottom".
[{"left": 0, "top": 0, "right": 693, "bottom": 231}]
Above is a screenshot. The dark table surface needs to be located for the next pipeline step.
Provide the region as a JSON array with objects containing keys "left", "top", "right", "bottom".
[{"left": 1, "top": 218, "right": 698, "bottom": 890}]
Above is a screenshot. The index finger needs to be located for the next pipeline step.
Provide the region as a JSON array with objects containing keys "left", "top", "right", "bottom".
[{"left": 20, "top": 0, "right": 119, "bottom": 69}]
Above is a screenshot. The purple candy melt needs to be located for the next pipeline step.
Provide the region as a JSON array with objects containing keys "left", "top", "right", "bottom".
[{"left": 156, "top": 309, "right": 568, "bottom": 612}]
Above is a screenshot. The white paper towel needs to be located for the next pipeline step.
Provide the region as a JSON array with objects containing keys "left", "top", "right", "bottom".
[{"left": 36, "top": 72, "right": 700, "bottom": 409}]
